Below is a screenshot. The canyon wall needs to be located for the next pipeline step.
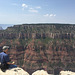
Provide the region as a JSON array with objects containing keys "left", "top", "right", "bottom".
[{"left": 0, "top": 24, "right": 75, "bottom": 74}]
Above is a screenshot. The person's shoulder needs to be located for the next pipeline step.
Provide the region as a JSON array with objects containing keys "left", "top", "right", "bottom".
[
  {"left": 0, "top": 52, "right": 4, "bottom": 54},
  {"left": 1, "top": 52, "right": 7, "bottom": 56},
  {"left": 0, "top": 52, "right": 4, "bottom": 56},
  {"left": 4, "top": 53, "right": 8, "bottom": 56}
]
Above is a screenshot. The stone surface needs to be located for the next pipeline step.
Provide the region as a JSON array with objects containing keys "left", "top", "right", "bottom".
[
  {"left": 0, "top": 67, "right": 29, "bottom": 75},
  {"left": 32, "top": 70, "right": 49, "bottom": 75},
  {"left": 60, "top": 71, "right": 75, "bottom": 75}
]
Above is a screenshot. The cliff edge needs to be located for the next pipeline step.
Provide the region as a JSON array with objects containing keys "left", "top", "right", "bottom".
[{"left": 0, "top": 67, "right": 29, "bottom": 75}]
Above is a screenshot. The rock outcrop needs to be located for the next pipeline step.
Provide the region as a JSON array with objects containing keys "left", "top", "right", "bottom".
[
  {"left": 0, "top": 24, "right": 75, "bottom": 39},
  {"left": 0, "top": 67, "right": 29, "bottom": 75},
  {"left": 60, "top": 71, "right": 75, "bottom": 75},
  {"left": 32, "top": 70, "right": 49, "bottom": 75},
  {"left": 0, "top": 24, "right": 75, "bottom": 74}
]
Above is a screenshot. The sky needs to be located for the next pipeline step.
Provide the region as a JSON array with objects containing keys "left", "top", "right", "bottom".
[{"left": 0, "top": 0, "right": 75, "bottom": 27}]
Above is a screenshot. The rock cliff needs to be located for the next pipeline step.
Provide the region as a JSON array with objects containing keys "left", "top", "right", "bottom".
[
  {"left": 0, "top": 24, "right": 75, "bottom": 74},
  {"left": 0, "top": 67, "right": 29, "bottom": 75}
]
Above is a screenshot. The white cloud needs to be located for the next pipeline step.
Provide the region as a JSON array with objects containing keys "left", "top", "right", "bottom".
[
  {"left": 50, "top": 14, "right": 56, "bottom": 17},
  {"left": 22, "top": 4, "right": 28, "bottom": 10},
  {"left": 22, "top": 4, "right": 28, "bottom": 8},
  {"left": 29, "top": 8, "right": 38, "bottom": 13},
  {"left": 54, "top": 14, "right": 56, "bottom": 16},
  {"left": 28, "top": 6, "right": 41, "bottom": 13},
  {"left": 50, "top": 14, "right": 53, "bottom": 17},
  {"left": 44, "top": 14, "right": 56, "bottom": 17},
  {"left": 21, "top": 4, "right": 41, "bottom": 13},
  {"left": 44, "top": 14, "right": 49, "bottom": 17},
  {"left": 29, "top": 8, "right": 34, "bottom": 10},
  {"left": 36, "top": 6, "right": 41, "bottom": 9}
]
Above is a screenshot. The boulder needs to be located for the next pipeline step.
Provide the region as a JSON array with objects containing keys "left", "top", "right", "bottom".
[
  {"left": 60, "top": 71, "right": 75, "bottom": 75},
  {"left": 0, "top": 67, "right": 29, "bottom": 75},
  {"left": 32, "top": 70, "right": 49, "bottom": 75}
]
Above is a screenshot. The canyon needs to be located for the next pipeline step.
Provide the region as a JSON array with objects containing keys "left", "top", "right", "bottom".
[{"left": 0, "top": 24, "right": 75, "bottom": 74}]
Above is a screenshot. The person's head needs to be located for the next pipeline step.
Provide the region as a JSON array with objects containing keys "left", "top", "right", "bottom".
[{"left": 2, "top": 46, "right": 9, "bottom": 53}]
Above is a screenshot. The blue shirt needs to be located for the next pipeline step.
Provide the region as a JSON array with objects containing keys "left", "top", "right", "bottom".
[{"left": 0, "top": 52, "right": 10, "bottom": 64}]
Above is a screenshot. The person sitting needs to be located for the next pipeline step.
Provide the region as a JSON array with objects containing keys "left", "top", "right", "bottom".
[{"left": 0, "top": 46, "right": 17, "bottom": 72}]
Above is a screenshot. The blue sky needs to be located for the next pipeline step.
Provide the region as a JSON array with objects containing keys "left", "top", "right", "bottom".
[{"left": 0, "top": 0, "right": 75, "bottom": 25}]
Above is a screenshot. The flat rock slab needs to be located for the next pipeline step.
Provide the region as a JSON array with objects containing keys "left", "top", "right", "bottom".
[{"left": 0, "top": 67, "right": 29, "bottom": 75}]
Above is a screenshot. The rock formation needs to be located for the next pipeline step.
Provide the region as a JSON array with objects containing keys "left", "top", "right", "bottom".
[
  {"left": 60, "top": 71, "right": 75, "bottom": 75},
  {"left": 32, "top": 70, "right": 49, "bottom": 75},
  {"left": 0, "top": 24, "right": 75, "bottom": 74},
  {"left": 0, "top": 67, "right": 29, "bottom": 75}
]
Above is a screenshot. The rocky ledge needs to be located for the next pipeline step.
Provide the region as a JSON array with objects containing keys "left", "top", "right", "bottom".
[{"left": 0, "top": 67, "right": 29, "bottom": 75}]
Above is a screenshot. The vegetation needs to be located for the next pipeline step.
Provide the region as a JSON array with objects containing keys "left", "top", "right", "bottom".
[{"left": 0, "top": 24, "right": 75, "bottom": 72}]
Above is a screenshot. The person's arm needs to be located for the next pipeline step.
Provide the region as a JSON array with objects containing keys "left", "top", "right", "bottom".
[
  {"left": 7, "top": 62, "right": 14, "bottom": 65},
  {"left": 4, "top": 54, "right": 15, "bottom": 65}
]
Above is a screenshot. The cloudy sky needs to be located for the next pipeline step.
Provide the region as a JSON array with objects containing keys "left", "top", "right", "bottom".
[{"left": 0, "top": 0, "right": 75, "bottom": 24}]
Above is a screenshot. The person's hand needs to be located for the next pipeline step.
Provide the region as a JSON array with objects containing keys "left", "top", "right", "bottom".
[
  {"left": 10, "top": 57, "right": 12, "bottom": 59},
  {"left": 11, "top": 61, "right": 15, "bottom": 65}
]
